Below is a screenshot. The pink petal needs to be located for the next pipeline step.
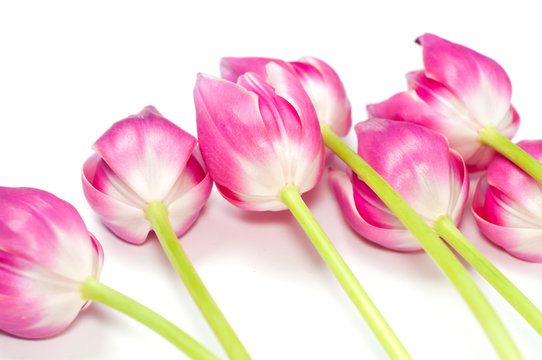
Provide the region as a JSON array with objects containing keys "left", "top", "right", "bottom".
[
  {"left": 82, "top": 154, "right": 152, "bottom": 245},
  {"left": 329, "top": 170, "right": 422, "bottom": 251},
  {"left": 416, "top": 33, "right": 512, "bottom": 121},
  {"left": 290, "top": 57, "right": 352, "bottom": 136},
  {"left": 167, "top": 156, "right": 213, "bottom": 236},
  {"left": 367, "top": 90, "right": 445, "bottom": 131},
  {"left": 472, "top": 175, "right": 542, "bottom": 262},
  {"left": 220, "top": 57, "right": 289, "bottom": 82},
  {"left": 354, "top": 119, "right": 460, "bottom": 222},
  {"left": 93, "top": 105, "right": 197, "bottom": 203}
]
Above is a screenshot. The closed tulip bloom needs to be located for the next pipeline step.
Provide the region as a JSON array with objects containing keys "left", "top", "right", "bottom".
[
  {"left": 330, "top": 118, "right": 469, "bottom": 251},
  {"left": 368, "top": 33, "right": 519, "bottom": 172},
  {"left": 472, "top": 140, "right": 542, "bottom": 262},
  {"left": 0, "top": 187, "right": 103, "bottom": 339},
  {"left": 221, "top": 56, "right": 351, "bottom": 137},
  {"left": 82, "top": 105, "right": 212, "bottom": 245},
  {"left": 195, "top": 62, "right": 324, "bottom": 211}
]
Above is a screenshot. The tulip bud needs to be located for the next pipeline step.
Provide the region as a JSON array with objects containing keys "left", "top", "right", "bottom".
[
  {"left": 195, "top": 62, "right": 324, "bottom": 211},
  {"left": 0, "top": 187, "right": 103, "bottom": 338},
  {"left": 368, "top": 33, "right": 519, "bottom": 171},
  {"left": 82, "top": 106, "right": 213, "bottom": 244},
  {"left": 330, "top": 118, "right": 469, "bottom": 251},
  {"left": 221, "top": 56, "right": 352, "bottom": 136},
  {"left": 472, "top": 140, "right": 542, "bottom": 262}
]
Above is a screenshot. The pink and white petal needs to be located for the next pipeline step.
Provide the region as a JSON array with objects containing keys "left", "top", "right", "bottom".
[
  {"left": 220, "top": 57, "right": 290, "bottom": 82},
  {"left": 214, "top": 183, "right": 287, "bottom": 211},
  {"left": 355, "top": 119, "right": 454, "bottom": 220},
  {"left": 163, "top": 155, "right": 208, "bottom": 205},
  {"left": 291, "top": 57, "right": 352, "bottom": 136},
  {"left": 93, "top": 106, "right": 197, "bottom": 203},
  {"left": 167, "top": 173, "right": 213, "bottom": 237},
  {"left": 0, "top": 250, "right": 86, "bottom": 338},
  {"left": 367, "top": 91, "right": 445, "bottom": 131},
  {"left": 82, "top": 156, "right": 151, "bottom": 245},
  {"left": 329, "top": 170, "right": 422, "bottom": 252},
  {"left": 472, "top": 176, "right": 542, "bottom": 262},
  {"left": 0, "top": 188, "right": 96, "bottom": 274},
  {"left": 417, "top": 33, "right": 512, "bottom": 126},
  {"left": 447, "top": 150, "right": 470, "bottom": 224}
]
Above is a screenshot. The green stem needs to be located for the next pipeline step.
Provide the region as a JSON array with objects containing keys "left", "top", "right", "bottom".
[
  {"left": 479, "top": 125, "right": 542, "bottom": 183},
  {"left": 80, "top": 276, "right": 219, "bottom": 360},
  {"left": 145, "top": 201, "right": 250, "bottom": 360},
  {"left": 434, "top": 215, "right": 542, "bottom": 336},
  {"left": 280, "top": 185, "right": 412, "bottom": 360},
  {"left": 321, "top": 123, "right": 521, "bottom": 359}
]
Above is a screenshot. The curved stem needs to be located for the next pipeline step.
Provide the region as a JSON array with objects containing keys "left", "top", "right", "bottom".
[
  {"left": 280, "top": 185, "right": 412, "bottom": 360},
  {"left": 434, "top": 215, "right": 542, "bottom": 336},
  {"left": 479, "top": 125, "right": 542, "bottom": 183},
  {"left": 80, "top": 276, "right": 219, "bottom": 360},
  {"left": 144, "top": 201, "right": 250, "bottom": 360},
  {"left": 321, "top": 123, "right": 521, "bottom": 359}
]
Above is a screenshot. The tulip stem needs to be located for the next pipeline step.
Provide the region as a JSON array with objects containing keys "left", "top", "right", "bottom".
[
  {"left": 480, "top": 125, "right": 542, "bottom": 183},
  {"left": 145, "top": 201, "right": 250, "bottom": 360},
  {"left": 434, "top": 215, "right": 542, "bottom": 336},
  {"left": 279, "top": 185, "right": 411, "bottom": 360},
  {"left": 321, "top": 123, "right": 521, "bottom": 360},
  {"left": 80, "top": 276, "right": 219, "bottom": 360}
]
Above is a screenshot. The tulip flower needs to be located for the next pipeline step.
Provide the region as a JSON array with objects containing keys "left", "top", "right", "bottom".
[
  {"left": 0, "top": 187, "right": 218, "bottom": 360},
  {"left": 220, "top": 56, "right": 351, "bottom": 137},
  {"left": 82, "top": 106, "right": 248, "bottom": 360},
  {"left": 331, "top": 119, "right": 542, "bottom": 344},
  {"left": 472, "top": 140, "right": 542, "bottom": 262},
  {"left": 367, "top": 34, "right": 542, "bottom": 184},
  {"left": 329, "top": 118, "right": 469, "bottom": 252},
  {"left": 195, "top": 63, "right": 411, "bottom": 359}
]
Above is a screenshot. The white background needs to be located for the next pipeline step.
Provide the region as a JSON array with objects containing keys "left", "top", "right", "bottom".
[{"left": 1, "top": 1, "right": 541, "bottom": 359}]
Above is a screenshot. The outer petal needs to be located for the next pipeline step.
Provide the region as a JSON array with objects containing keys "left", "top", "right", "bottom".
[
  {"left": 82, "top": 154, "right": 152, "bottom": 244},
  {"left": 472, "top": 175, "right": 542, "bottom": 262},
  {"left": 484, "top": 140, "right": 542, "bottom": 228},
  {"left": 0, "top": 187, "right": 102, "bottom": 338},
  {"left": 417, "top": 33, "right": 512, "bottom": 125},
  {"left": 166, "top": 156, "right": 213, "bottom": 237},
  {"left": 220, "top": 57, "right": 290, "bottom": 82},
  {"left": 329, "top": 170, "right": 422, "bottom": 251},
  {"left": 367, "top": 90, "right": 445, "bottom": 131},
  {"left": 354, "top": 118, "right": 460, "bottom": 222},
  {"left": 290, "top": 57, "right": 352, "bottom": 136},
  {"left": 93, "top": 105, "right": 197, "bottom": 203}
]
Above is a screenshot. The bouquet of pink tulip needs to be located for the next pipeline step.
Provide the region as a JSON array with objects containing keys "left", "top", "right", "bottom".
[{"left": 2, "top": 33, "right": 542, "bottom": 360}]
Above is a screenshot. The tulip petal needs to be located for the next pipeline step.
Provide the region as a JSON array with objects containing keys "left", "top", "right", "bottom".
[
  {"left": 417, "top": 33, "right": 512, "bottom": 125},
  {"left": 82, "top": 154, "right": 152, "bottom": 245},
  {"left": 355, "top": 119, "right": 459, "bottom": 222},
  {"left": 329, "top": 170, "right": 422, "bottom": 251},
  {"left": 472, "top": 176, "right": 542, "bottom": 262},
  {"left": 93, "top": 106, "right": 197, "bottom": 203},
  {"left": 291, "top": 57, "right": 352, "bottom": 136},
  {"left": 220, "top": 57, "right": 289, "bottom": 82}
]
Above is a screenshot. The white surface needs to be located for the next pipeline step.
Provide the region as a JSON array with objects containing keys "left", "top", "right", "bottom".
[{"left": 1, "top": 1, "right": 542, "bottom": 359}]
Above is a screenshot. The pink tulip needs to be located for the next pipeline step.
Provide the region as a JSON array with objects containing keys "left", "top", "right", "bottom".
[
  {"left": 220, "top": 56, "right": 352, "bottom": 137},
  {"left": 195, "top": 62, "right": 324, "bottom": 211},
  {"left": 367, "top": 33, "right": 519, "bottom": 172},
  {"left": 0, "top": 187, "right": 103, "bottom": 339},
  {"left": 472, "top": 140, "right": 542, "bottom": 262},
  {"left": 82, "top": 105, "right": 213, "bottom": 245},
  {"left": 330, "top": 118, "right": 469, "bottom": 251}
]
